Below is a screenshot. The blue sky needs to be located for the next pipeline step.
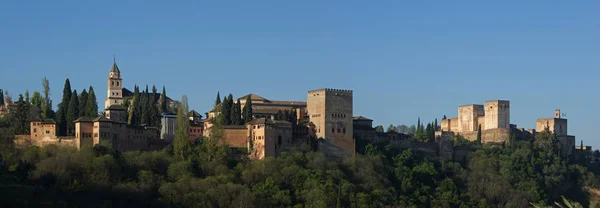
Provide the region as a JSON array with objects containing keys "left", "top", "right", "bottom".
[{"left": 1, "top": 1, "right": 599, "bottom": 147}]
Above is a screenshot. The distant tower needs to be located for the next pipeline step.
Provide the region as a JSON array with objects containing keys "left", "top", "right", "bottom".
[
  {"left": 307, "top": 88, "right": 355, "bottom": 158},
  {"left": 555, "top": 109, "right": 561, "bottom": 118},
  {"left": 484, "top": 100, "right": 510, "bottom": 130},
  {"left": 104, "top": 58, "right": 124, "bottom": 109}
]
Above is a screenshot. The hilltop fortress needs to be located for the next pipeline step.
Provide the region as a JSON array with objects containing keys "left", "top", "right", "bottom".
[{"left": 8, "top": 60, "right": 581, "bottom": 160}]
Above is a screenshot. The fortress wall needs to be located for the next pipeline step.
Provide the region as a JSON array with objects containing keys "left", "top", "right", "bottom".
[{"left": 460, "top": 128, "right": 511, "bottom": 143}]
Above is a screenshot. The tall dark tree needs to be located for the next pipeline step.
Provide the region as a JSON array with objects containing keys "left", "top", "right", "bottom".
[
  {"left": 243, "top": 95, "right": 253, "bottom": 123},
  {"left": 160, "top": 86, "right": 168, "bottom": 113},
  {"left": 0, "top": 89, "right": 4, "bottom": 106},
  {"left": 416, "top": 117, "right": 422, "bottom": 134},
  {"left": 41, "top": 76, "right": 53, "bottom": 119},
  {"left": 14, "top": 94, "right": 30, "bottom": 134},
  {"left": 375, "top": 125, "right": 384, "bottom": 133},
  {"left": 276, "top": 110, "right": 284, "bottom": 120},
  {"left": 150, "top": 85, "right": 160, "bottom": 127},
  {"left": 230, "top": 98, "right": 242, "bottom": 125},
  {"left": 66, "top": 90, "right": 79, "bottom": 136},
  {"left": 442, "top": 115, "right": 447, "bottom": 120},
  {"left": 215, "top": 91, "right": 221, "bottom": 106},
  {"left": 476, "top": 124, "right": 482, "bottom": 145},
  {"left": 78, "top": 89, "right": 88, "bottom": 117},
  {"left": 434, "top": 119, "right": 438, "bottom": 131},
  {"left": 56, "top": 78, "right": 72, "bottom": 136},
  {"left": 129, "top": 85, "right": 140, "bottom": 125},
  {"left": 24, "top": 90, "right": 30, "bottom": 104},
  {"left": 86, "top": 86, "right": 98, "bottom": 117},
  {"left": 219, "top": 94, "right": 231, "bottom": 125},
  {"left": 140, "top": 86, "right": 150, "bottom": 125}
]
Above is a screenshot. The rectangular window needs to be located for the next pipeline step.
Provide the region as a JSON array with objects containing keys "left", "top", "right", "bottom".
[
  {"left": 332, "top": 128, "right": 335, "bottom": 133},
  {"left": 343, "top": 128, "right": 346, "bottom": 134},
  {"left": 337, "top": 128, "right": 341, "bottom": 133}
]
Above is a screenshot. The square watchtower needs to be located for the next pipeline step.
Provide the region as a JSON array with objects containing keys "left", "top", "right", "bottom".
[
  {"left": 484, "top": 100, "right": 510, "bottom": 130},
  {"left": 307, "top": 88, "right": 354, "bottom": 158}
]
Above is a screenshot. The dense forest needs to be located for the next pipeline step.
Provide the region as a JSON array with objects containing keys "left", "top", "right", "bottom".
[{"left": 2, "top": 118, "right": 600, "bottom": 207}]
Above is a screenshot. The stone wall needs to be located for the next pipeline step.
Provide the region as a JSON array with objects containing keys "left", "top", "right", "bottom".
[
  {"left": 460, "top": 128, "right": 511, "bottom": 143},
  {"left": 220, "top": 127, "right": 248, "bottom": 148}
]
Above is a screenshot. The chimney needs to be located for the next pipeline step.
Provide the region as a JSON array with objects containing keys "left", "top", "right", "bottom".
[{"left": 555, "top": 109, "right": 561, "bottom": 118}]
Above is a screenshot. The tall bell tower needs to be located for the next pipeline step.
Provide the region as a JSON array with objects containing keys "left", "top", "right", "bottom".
[{"left": 104, "top": 58, "right": 123, "bottom": 109}]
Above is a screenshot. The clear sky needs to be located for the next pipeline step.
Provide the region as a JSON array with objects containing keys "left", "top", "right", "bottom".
[{"left": 1, "top": 1, "right": 599, "bottom": 147}]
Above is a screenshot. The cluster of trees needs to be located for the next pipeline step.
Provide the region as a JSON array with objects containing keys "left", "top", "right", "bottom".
[
  {"left": 1, "top": 119, "right": 600, "bottom": 207},
  {"left": 380, "top": 118, "right": 441, "bottom": 140},
  {"left": 125, "top": 85, "right": 166, "bottom": 127},
  {"left": 55, "top": 79, "right": 98, "bottom": 136},
  {"left": 1, "top": 77, "right": 80, "bottom": 135},
  {"left": 274, "top": 109, "right": 298, "bottom": 125},
  {"left": 213, "top": 92, "right": 253, "bottom": 126}
]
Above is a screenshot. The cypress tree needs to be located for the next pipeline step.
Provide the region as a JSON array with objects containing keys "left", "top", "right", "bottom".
[
  {"left": 0, "top": 89, "right": 4, "bottom": 106},
  {"left": 24, "top": 90, "right": 30, "bottom": 104},
  {"left": 129, "top": 85, "right": 140, "bottom": 125},
  {"left": 221, "top": 94, "right": 232, "bottom": 125},
  {"left": 243, "top": 95, "right": 253, "bottom": 123},
  {"left": 78, "top": 89, "right": 88, "bottom": 117},
  {"left": 282, "top": 110, "right": 290, "bottom": 122},
  {"left": 416, "top": 117, "right": 422, "bottom": 134},
  {"left": 150, "top": 85, "right": 160, "bottom": 127},
  {"left": 173, "top": 95, "right": 191, "bottom": 160},
  {"left": 86, "top": 86, "right": 98, "bottom": 117},
  {"left": 476, "top": 124, "right": 482, "bottom": 145},
  {"left": 66, "top": 90, "right": 79, "bottom": 136},
  {"left": 276, "top": 110, "right": 284, "bottom": 120},
  {"left": 57, "top": 78, "right": 72, "bottom": 136},
  {"left": 434, "top": 119, "right": 438, "bottom": 131},
  {"left": 140, "top": 87, "right": 149, "bottom": 125},
  {"left": 14, "top": 94, "right": 30, "bottom": 134},
  {"left": 215, "top": 91, "right": 221, "bottom": 106},
  {"left": 160, "top": 86, "right": 168, "bottom": 113},
  {"left": 230, "top": 99, "right": 241, "bottom": 125}
]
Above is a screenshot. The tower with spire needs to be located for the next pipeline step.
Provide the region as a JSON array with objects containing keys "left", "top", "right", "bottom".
[{"left": 105, "top": 58, "right": 124, "bottom": 109}]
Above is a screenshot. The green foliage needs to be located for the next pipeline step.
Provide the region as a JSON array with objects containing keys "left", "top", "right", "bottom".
[
  {"left": 231, "top": 98, "right": 242, "bottom": 125},
  {"left": 30, "top": 91, "right": 43, "bottom": 109},
  {"left": 85, "top": 86, "right": 98, "bottom": 117},
  {"left": 24, "top": 90, "right": 29, "bottom": 104},
  {"left": 476, "top": 124, "right": 482, "bottom": 145},
  {"left": 0, "top": 89, "right": 4, "bottom": 106},
  {"left": 242, "top": 95, "right": 253, "bottom": 123},
  {"left": 173, "top": 95, "right": 191, "bottom": 161},
  {"left": 160, "top": 86, "right": 168, "bottom": 114},
  {"left": 375, "top": 125, "right": 384, "bottom": 133},
  {"left": 41, "top": 76, "right": 53, "bottom": 119},
  {"left": 78, "top": 89, "right": 87, "bottom": 117},
  {"left": 13, "top": 94, "right": 30, "bottom": 134},
  {"left": 66, "top": 90, "right": 78, "bottom": 136},
  {"left": 1, "top": 120, "right": 599, "bottom": 207},
  {"left": 215, "top": 91, "right": 221, "bottom": 106},
  {"left": 56, "top": 78, "right": 72, "bottom": 136}
]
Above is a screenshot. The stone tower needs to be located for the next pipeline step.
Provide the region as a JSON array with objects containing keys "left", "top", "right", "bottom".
[
  {"left": 307, "top": 88, "right": 355, "bottom": 158},
  {"left": 484, "top": 100, "right": 510, "bottom": 130},
  {"left": 104, "top": 59, "right": 123, "bottom": 109}
]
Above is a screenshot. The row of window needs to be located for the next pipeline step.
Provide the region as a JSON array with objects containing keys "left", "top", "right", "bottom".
[
  {"left": 253, "top": 135, "right": 263, "bottom": 141},
  {"left": 77, "top": 133, "right": 92, "bottom": 138},
  {"left": 332, "top": 127, "right": 346, "bottom": 134},
  {"left": 311, "top": 114, "right": 322, "bottom": 118},
  {"left": 111, "top": 81, "right": 120, "bottom": 86},
  {"left": 111, "top": 92, "right": 120, "bottom": 96},
  {"left": 32, "top": 128, "right": 51, "bottom": 134},
  {"left": 189, "top": 129, "right": 202, "bottom": 133},
  {"left": 332, "top": 113, "right": 347, "bottom": 119}
]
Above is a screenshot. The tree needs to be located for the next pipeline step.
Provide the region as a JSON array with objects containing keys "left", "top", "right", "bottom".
[
  {"left": 243, "top": 95, "right": 253, "bottom": 123},
  {"left": 230, "top": 99, "right": 242, "bottom": 125},
  {"left": 13, "top": 94, "right": 30, "bottom": 134},
  {"left": 0, "top": 89, "right": 4, "bottom": 106},
  {"left": 221, "top": 94, "right": 232, "bottom": 125},
  {"left": 416, "top": 117, "right": 423, "bottom": 135},
  {"left": 434, "top": 119, "right": 438, "bottom": 131},
  {"left": 66, "top": 90, "right": 79, "bottom": 136},
  {"left": 215, "top": 92, "right": 221, "bottom": 106},
  {"left": 56, "top": 78, "right": 72, "bottom": 136},
  {"left": 3, "top": 90, "right": 11, "bottom": 104},
  {"left": 41, "top": 77, "right": 53, "bottom": 119},
  {"left": 150, "top": 85, "right": 160, "bottom": 127},
  {"left": 160, "top": 86, "right": 168, "bottom": 113},
  {"left": 24, "top": 90, "right": 30, "bottom": 104},
  {"left": 30, "top": 91, "right": 43, "bottom": 109},
  {"left": 173, "top": 95, "right": 191, "bottom": 160},
  {"left": 86, "top": 86, "right": 98, "bottom": 117},
  {"left": 476, "top": 124, "right": 482, "bottom": 145},
  {"left": 375, "top": 125, "right": 384, "bottom": 133},
  {"left": 387, "top": 124, "right": 398, "bottom": 133},
  {"left": 276, "top": 110, "right": 284, "bottom": 120},
  {"left": 78, "top": 89, "right": 88, "bottom": 117}
]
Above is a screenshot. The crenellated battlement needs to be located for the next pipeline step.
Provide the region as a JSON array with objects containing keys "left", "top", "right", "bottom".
[{"left": 308, "top": 88, "right": 353, "bottom": 94}]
